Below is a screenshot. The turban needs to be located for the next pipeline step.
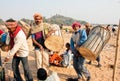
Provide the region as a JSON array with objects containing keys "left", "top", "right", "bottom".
[
  {"left": 85, "top": 23, "right": 91, "bottom": 27},
  {"left": 0, "top": 30, "right": 4, "bottom": 35},
  {"left": 72, "top": 22, "right": 81, "bottom": 29},
  {"left": 33, "top": 13, "right": 42, "bottom": 19}
]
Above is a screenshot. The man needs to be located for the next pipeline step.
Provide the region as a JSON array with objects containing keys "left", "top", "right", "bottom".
[
  {"left": 70, "top": 22, "right": 91, "bottom": 81},
  {"left": 37, "top": 68, "right": 60, "bottom": 81},
  {"left": 85, "top": 23, "right": 91, "bottom": 36},
  {"left": 4, "top": 18, "right": 33, "bottom": 81},
  {"left": 31, "top": 13, "right": 49, "bottom": 69}
]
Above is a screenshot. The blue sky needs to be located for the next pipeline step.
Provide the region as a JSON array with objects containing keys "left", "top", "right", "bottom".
[{"left": 0, "top": 0, "right": 120, "bottom": 24}]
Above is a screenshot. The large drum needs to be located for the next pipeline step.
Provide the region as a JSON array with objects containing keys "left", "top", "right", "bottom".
[
  {"left": 77, "top": 25, "right": 111, "bottom": 60},
  {"left": 44, "top": 24, "right": 64, "bottom": 51}
]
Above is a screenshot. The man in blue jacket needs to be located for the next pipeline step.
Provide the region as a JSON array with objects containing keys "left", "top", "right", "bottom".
[{"left": 70, "top": 22, "right": 91, "bottom": 81}]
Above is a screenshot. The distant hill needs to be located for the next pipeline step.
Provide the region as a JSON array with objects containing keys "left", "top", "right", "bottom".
[
  {"left": 0, "top": 19, "right": 5, "bottom": 25},
  {"left": 0, "top": 14, "right": 87, "bottom": 26},
  {"left": 45, "top": 14, "right": 87, "bottom": 26}
]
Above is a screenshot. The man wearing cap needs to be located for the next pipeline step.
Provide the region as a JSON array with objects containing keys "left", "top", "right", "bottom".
[
  {"left": 4, "top": 18, "right": 33, "bottom": 81},
  {"left": 31, "top": 13, "right": 50, "bottom": 70},
  {"left": 70, "top": 21, "right": 91, "bottom": 81}
]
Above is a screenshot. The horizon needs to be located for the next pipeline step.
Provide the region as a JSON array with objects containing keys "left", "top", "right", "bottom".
[
  {"left": 0, "top": 0, "right": 120, "bottom": 24},
  {"left": 0, "top": 14, "right": 119, "bottom": 25}
]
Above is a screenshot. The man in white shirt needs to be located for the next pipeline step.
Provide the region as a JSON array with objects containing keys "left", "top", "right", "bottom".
[{"left": 4, "top": 18, "right": 33, "bottom": 81}]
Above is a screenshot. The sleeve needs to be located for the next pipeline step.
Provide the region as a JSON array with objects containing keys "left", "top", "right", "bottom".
[
  {"left": 1, "top": 33, "right": 7, "bottom": 43},
  {"left": 77, "top": 30, "right": 87, "bottom": 46},
  {"left": 6, "top": 33, "right": 10, "bottom": 45},
  {"left": 31, "top": 34, "right": 35, "bottom": 39},
  {"left": 7, "top": 32, "right": 25, "bottom": 58}
]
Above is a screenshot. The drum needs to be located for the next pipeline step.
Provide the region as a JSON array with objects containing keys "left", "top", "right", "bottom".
[
  {"left": 77, "top": 25, "right": 111, "bottom": 60},
  {"left": 44, "top": 24, "right": 64, "bottom": 51}
]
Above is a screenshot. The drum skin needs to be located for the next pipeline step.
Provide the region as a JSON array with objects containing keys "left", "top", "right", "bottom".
[{"left": 77, "top": 25, "right": 111, "bottom": 60}]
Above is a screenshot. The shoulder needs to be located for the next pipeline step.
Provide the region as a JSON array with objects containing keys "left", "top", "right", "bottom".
[
  {"left": 78, "top": 29, "right": 85, "bottom": 34},
  {"left": 81, "top": 29, "right": 86, "bottom": 33},
  {"left": 46, "top": 72, "right": 60, "bottom": 81},
  {"left": 16, "top": 30, "right": 26, "bottom": 38},
  {"left": 68, "top": 50, "right": 72, "bottom": 53}
]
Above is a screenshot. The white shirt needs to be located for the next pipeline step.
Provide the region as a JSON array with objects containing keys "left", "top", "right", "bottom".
[
  {"left": 38, "top": 72, "right": 60, "bottom": 81},
  {"left": 6, "top": 30, "right": 29, "bottom": 58}
]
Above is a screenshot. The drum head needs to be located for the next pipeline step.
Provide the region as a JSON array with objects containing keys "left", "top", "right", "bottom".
[{"left": 45, "top": 35, "right": 64, "bottom": 51}]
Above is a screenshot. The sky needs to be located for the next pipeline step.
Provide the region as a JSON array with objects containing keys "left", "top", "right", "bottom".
[{"left": 0, "top": 0, "right": 120, "bottom": 24}]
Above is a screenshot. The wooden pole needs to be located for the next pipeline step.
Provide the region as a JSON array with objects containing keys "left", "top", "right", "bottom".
[{"left": 112, "top": 20, "right": 120, "bottom": 81}]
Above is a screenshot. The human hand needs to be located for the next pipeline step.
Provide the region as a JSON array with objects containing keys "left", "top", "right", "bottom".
[
  {"left": 39, "top": 45, "right": 44, "bottom": 51},
  {"left": 46, "top": 30, "right": 56, "bottom": 38}
]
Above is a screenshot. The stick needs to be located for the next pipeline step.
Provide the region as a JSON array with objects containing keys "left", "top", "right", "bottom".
[
  {"left": 80, "top": 73, "right": 86, "bottom": 81},
  {"left": 112, "top": 20, "right": 120, "bottom": 81}
]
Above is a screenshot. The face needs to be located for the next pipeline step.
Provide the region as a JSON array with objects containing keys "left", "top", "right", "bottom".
[
  {"left": 5, "top": 22, "right": 17, "bottom": 32},
  {"left": 34, "top": 16, "right": 42, "bottom": 25},
  {"left": 85, "top": 23, "right": 90, "bottom": 28},
  {"left": 73, "top": 25, "right": 80, "bottom": 32}
]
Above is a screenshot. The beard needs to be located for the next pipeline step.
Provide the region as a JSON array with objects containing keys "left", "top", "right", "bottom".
[{"left": 35, "top": 21, "right": 41, "bottom": 25}]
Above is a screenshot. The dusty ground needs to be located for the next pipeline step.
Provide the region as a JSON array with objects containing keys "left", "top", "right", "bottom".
[{"left": 1, "top": 29, "right": 120, "bottom": 81}]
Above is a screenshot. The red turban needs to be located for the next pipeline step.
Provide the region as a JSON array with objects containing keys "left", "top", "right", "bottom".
[
  {"left": 72, "top": 22, "right": 81, "bottom": 29},
  {"left": 0, "top": 30, "right": 4, "bottom": 35}
]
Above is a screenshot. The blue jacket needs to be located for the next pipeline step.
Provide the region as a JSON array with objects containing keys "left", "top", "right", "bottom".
[{"left": 70, "top": 29, "right": 87, "bottom": 53}]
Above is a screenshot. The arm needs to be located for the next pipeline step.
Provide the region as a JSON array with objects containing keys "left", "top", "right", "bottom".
[
  {"left": 77, "top": 30, "right": 87, "bottom": 46},
  {"left": 46, "top": 30, "right": 56, "bottom": 38},
  {"left": 31, "top": 34, "right": 43, "bottom": 50}
]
